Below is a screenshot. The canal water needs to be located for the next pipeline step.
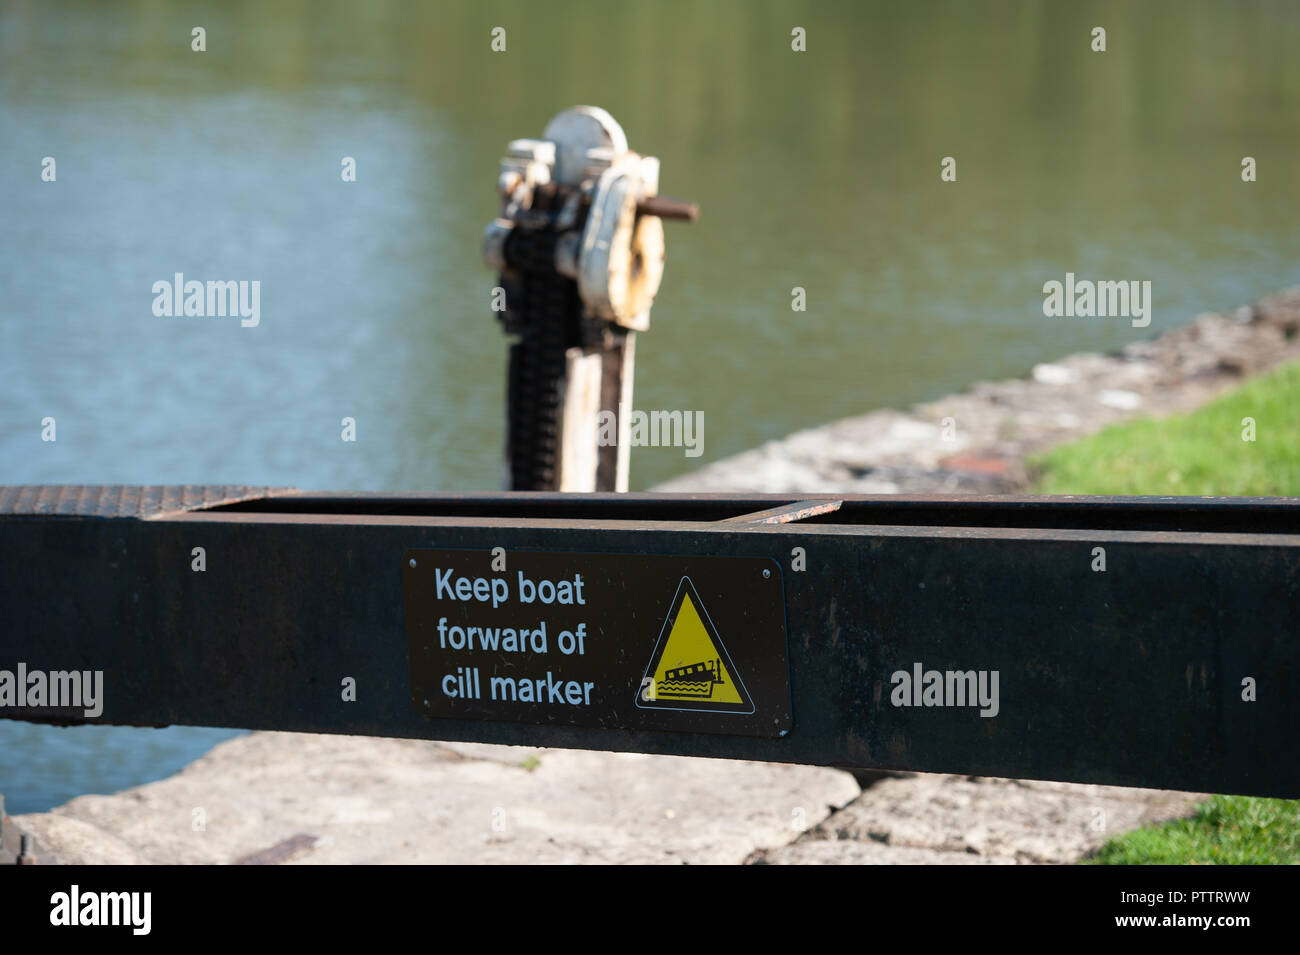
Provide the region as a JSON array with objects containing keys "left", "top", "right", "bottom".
[{"left": 2, "top": 0, "right": 1299, "bottom": 812}]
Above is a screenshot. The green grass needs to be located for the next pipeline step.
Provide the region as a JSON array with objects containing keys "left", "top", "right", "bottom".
[
  {"left": 1031, "top": 360, "right": 1300, "bottom": 496},
  {"left": 1085, "top": 796, "right": 1300, "bottom": 865},
  {"left": 1033, "top": 360, "right": 1300, "bottom": 863}
]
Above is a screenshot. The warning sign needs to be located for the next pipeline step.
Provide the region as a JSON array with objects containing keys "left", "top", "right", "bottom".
[
  {"left": 635, "top": 577, "right": 754, "bottom": 714},
  {"left": 401, "top": 550, "right": 791, "bottom": 738}
]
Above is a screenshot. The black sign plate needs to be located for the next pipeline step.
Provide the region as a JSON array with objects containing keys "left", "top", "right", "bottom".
[{"left": 402, "top": 550, "right": 791, "bottom": 738}]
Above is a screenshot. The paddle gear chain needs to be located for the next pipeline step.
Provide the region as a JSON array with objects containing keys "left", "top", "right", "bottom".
[{"left": 484, "top": 106, "right": 696, "bottom": 491}]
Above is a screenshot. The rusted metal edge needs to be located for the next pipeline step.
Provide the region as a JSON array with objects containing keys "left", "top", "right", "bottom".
[{"left": 719, "top": 499, "right": 844, "bottom": 525}]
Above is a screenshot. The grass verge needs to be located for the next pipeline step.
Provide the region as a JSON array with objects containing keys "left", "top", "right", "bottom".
[{"left": 1031, "top": 360, "right": 1300, "bottom": 496}]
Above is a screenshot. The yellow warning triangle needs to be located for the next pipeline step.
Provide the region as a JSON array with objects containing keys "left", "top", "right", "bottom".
[{"left": 635, "top": 577, "right": 754, "bottom": 713}]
